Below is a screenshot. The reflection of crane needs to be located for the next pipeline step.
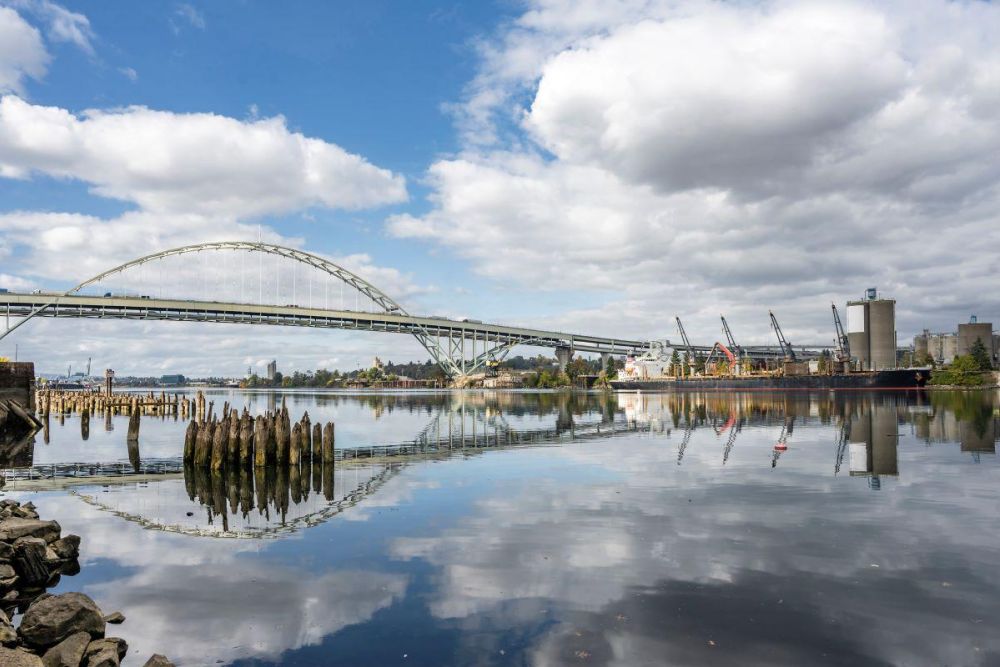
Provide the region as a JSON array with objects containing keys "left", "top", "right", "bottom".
[
  {"left": 721, "top": 316, "right": 741, "bottom": 359},
  {"left": 834, "top": 420, "right": 850, "bottom": 475},
  {"left": 769, "top": 311, "right": 796, "bottom": 361},
  {"left": 677, "top": 422, "right": 694, "bottom": 465},
  {"left": 831, "top": 304, "right": 850, "bottom": 363},
  {"left": 675, "top": 317, "right": 694, "bottom": 366},
  {"left": 771, "top": 417, "right": 794, "bottom": 467},
  {"left": 722, "top": 417, "right": 742, "bottom": 464}
]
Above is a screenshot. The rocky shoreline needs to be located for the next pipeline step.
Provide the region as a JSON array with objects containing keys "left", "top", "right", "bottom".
[{"left": 0, "top": 498, "right": 171, "bottom": 667}]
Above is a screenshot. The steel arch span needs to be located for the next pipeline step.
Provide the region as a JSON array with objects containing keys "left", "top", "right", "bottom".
[{"left": 0, "top": 241, "right": 648, "bottom": 377}]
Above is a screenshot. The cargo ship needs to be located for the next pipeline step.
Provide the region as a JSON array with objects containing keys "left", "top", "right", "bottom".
[{"left": 610, "top": 368, "right": 928, "bottom": 391}]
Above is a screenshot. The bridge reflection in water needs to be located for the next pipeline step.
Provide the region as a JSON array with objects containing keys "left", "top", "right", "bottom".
[{"left": 4, "top": 390, "right": 998, "bottom": 538}]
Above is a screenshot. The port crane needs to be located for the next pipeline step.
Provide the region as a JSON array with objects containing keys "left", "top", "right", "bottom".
[
  {"left": 769, "top": 311, "right": 796, "bottom": 361},
  {"left": 675, "top": 316, "right": 695, "bottom": 368},
  {"left": 831, "top": 304, "right": 850, "bottom": 362},
  {"left": 720, "top": 316, "right": 742, "bottom": 358}
]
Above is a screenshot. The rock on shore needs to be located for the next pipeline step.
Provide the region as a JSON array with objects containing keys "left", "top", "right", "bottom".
[{"left": 0, "top": 498, "right": 175, "bottom": 667}]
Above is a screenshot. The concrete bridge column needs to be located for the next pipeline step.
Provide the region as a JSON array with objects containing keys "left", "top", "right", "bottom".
[
  {"left": 600, "top": 352, "right": 611, "bottom": 373},
  {"left": 555, "top": 346, "right": 573, "bottom": 373}
]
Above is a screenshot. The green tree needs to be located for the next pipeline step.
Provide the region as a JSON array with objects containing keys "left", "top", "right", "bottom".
[
  {"left": 604, "top": 355, "right": 617, "bottom": 379},
  {"left": 969, "top": 338, "right": 992, "bottom": 371},
  {"left": 694, "top": 353, "right": 706, "bottom": 375},
  {"left": 669, "top": 349, "right": 681, "bottom": 377}
]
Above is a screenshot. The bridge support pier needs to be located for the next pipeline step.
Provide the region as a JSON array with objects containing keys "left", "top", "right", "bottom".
[
  {"left": 555, "top": 346, "right": 573, "bottom": 373},
  {"left": 600, "top": 352, "right": 611, "bottom": 373}
]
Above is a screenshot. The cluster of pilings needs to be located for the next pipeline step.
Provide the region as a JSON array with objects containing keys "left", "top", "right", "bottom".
[
  {"left": 34, "top": 389, "right": 183, "bottom": 418},
  {"left": 183, "top": 398, "right": 335, "bottom": 471}
]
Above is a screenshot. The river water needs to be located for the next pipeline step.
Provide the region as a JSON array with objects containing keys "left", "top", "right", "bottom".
[{"left": 2, "top": 389, "right": 999, "bottom": 666}]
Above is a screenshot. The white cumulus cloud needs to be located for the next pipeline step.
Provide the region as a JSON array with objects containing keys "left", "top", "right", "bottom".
[
  {"left": 0, "top": 95, "right": 408, "bottom": 217},
  {"left": 393, "top": 0, "right": 1000, "bottom": 344},
  {"left": 0, "top": 6, "right": 49, "bottom": 94}
]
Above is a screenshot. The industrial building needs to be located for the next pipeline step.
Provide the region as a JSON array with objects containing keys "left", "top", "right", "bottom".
[
  {"left": 847, "top": 289, "right": 897, "bottom": 371},
  {"left": 913, "top": 317, "right": 997, "bottom": 367}
]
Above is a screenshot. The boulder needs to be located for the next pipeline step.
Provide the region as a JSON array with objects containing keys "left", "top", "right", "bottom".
[
  {"left": 40, "top": 631, "right": 90, "bottom": 667},
  {"left": 102, "top": 612, "right": 124, "bottom": 625},
  {"left": 13, "top": 540, "right": 50, "bottom": 587},
  {"left": 0, "top": 609, "right": 17, "bottom": 646},
  {"left": 142, "top": 655, "right": 175, "bottom": 667},
  {"left": 18, "top": 592, "right": 106, "bottom": 649},
  {"left": 0, "top": 647, "right": 44, "bottom": 667},
  {"left": 0, "top": 541, "right": 14, "bottom": 562},
  {"left": 83, "top": 637, "right": 127, "bottom": 667},
  {"left": 0, "top": 519, "right": 61, "bottom": 544},
  {"left": 50, "top": 537, "right": 80, "bottom": 561}
]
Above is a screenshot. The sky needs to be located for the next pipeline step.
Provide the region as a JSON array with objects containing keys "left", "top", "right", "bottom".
[{"left": 1, "top": 0, "right": 1000, "bottom": 376}]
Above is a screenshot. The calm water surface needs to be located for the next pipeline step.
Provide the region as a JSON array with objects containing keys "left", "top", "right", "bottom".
[{"left": 3, "top": 389, "right": 999, "bottom": 666}]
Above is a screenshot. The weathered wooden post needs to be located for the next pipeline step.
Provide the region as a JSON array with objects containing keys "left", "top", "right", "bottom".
[
  {"left": 127, "top": 409, "right": 140, "bottom": 443},
  {"left": 322, "top": 422, "right": 335, "bottom": 464},
  {"left": 301, "top": 412, "right": 312, "bottom": 461},
  {"left": 228, "top": 410, "right": 240, "bottom": 463},
  {"left": 266, "top": 413, "right": 277, "bottom": 463},
  {"left": 254, "top": 415, "right": 268, "bottom": 467},
  {"left": 195, "top": 420, "right": 213, "bottom": 466},
  {"left": 239, "top": 413, "right": 253, "bottom": 464},
  {"left": 312, "top": 423, "right": 322, "bottom": 460},
  {"left": 211, "top": 417, "right": 227, "bottom": 470},
  {"left": 275, "top": 412, "right": 289, "bottom": 465},
  {"left": 183, "top": 419, "right": 198, "bottom": 463},
  {"left": 289, "top": 422, "right": 301, "bottom": 466}
]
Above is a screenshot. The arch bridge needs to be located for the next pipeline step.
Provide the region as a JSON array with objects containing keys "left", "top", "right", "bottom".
[{"left": 0, "top": 241, "right": 647, "bottom": 377}]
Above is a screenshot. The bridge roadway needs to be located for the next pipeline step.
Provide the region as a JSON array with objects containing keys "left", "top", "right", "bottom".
[{"left": 0, "top": 292, "right": 648, "bottom": 357}]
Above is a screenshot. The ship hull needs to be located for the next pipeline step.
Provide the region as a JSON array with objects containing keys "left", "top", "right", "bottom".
[{"left": 610, "top": 369, "right": 927, "bottom": 391}]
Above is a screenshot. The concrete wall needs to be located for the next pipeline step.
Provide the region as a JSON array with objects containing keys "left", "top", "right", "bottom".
[{"left": 0, "top": 361, "right": 35, "bottom": 411}]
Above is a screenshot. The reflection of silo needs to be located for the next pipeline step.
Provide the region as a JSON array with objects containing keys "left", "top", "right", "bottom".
[
  {"left": 957, "top": 322, "right": 994, "bottom": 366},
  {"left": 848, "top": 407, "right": 899, "bottom": 477},
  {"left": 870, "top": 406, "right": 898, "bottom": 476},
  {"left": 847, "top": 297, "right": 896, "bottom": 370},
  {"left": 848, "top": 412, "right": 871, "bottom": 474}
]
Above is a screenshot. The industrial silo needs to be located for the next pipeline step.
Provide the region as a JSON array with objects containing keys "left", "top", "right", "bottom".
[
  {"left": 847, "top": 302, "right": 870, "bottom": 370},
  {"left": 869, "top": 299, "right": 896, "bottom": 370},
  {"left": 846, "top": 292, "right": 897, "bottom": 371},
  {"left": 913, "top": 330, "right": 929, "bottom": 362},
  {"left": 956, "top": 321, "right": 994, "bottom": 366}
]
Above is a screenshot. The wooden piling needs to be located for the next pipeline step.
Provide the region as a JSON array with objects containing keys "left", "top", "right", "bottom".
[
  {"left": 301, "top": 413, "right": 312, "bottom": 461},
  {"left": 183, "top": 419, "right": 198, "bottom": 463},
  {"left": 290, "top": 422, "right": 301, "bottom": 466},
  {"left": 127, "top": 410, "right": 140, "bottom": 443},
  {"left": 195, "top": 420, "right": 213, "bottom": 466},
  {"left": 254, "top": 415, "right": 268, "bottom": 467},
  {"left": 322, "top": 422, "right": 334, "bottom": 464},
  {"left": 312, "top": 423, "right": 322, "bottom": 460},
  {"left": 211, "top": 417, "right": 227, "bottom": 470}
]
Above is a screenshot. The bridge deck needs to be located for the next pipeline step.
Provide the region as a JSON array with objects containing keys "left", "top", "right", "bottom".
[{"left": 0, "top": 293, "right": 648, "bottom": 355}]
